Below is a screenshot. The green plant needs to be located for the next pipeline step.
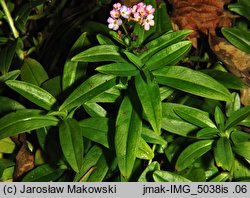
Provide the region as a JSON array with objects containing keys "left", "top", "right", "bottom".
[{"left": 0, "top": 0, "right": 249, "bottom": 182}]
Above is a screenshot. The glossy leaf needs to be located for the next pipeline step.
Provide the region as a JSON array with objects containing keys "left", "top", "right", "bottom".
[
  {"left": 59, "top": 74, "right": 117, "bottom": 112},
  {"left": 214, "top": 137, "right": 234, "bottom": 171},
  {"left": 83, "top": 102, "right": 107, "bottom": 117},
  {"left": 0, "top": 96, "right": 25, "bottom": 115},
  {"left": 0, "top": 41, "right": 17, "bottom": 74},
  {"left": 96, "top": 62, "right": 139, "bottom": 76},
  {"left": 71, "top": 45, "right": 125, "bottom": 63},
  {"left": 136, "top": 138, "right": 154, "bottom": 160},
  {"left": 89, "top": 86, "right": 120, "bottom": 103},
  {"left": 21, "top": 58, "right": 49, "bottom": 86},
  {"left": 135, "top": 72, "right": 162, "bottom": 134},
  {"left": 225, "top": 106, "right": 250, "bottom": 130},
  {"left": 202, "top": 69, "right": 245, "bottom": 90},
  {"left": 162, "top": 103, "right": 198, "bottom": 136},
  {"left": 6, "top": 80, "right": 57, "bottom": 110},
  {"left": 0, "top": 70, "right": 20, "bottom": 82},
  {"left": 153, "top": 66, "right": 232, "bottom": 102},
  {"left": 233, "top": 142, "right": 250, "bottom": 161},
  {"left": 41, "top": 76, "right": 61, "bottom": 98},
  {"left": 209, "top": 172, "right": 230, "bottom": 182},
  {"left": 231, "top": 130, "right": 250, "bottom": 144},
  {"left": 22, "top": 164, "right": 65, "bottom": 182},
  {"left": 79, "top": 117, "right": 112, "bottom": 148},
  {"left": 196, "top": 127, "right": 220, "bottom": 139},
  {"left": 145, "top": 41, "right": 192, "bottom": 70},
  {"left": 228, "top": 0, "right": 250, "bottom": 21},
  {"left": 124, "top": 51, "right": 143, "bottom": 69},
  {"left": 142, "top": 126, "right": 166, "bottom": 145},
  {"left": 74, "top": 145, "right": 103, "bottom": 182},
  {"left": 214, "top": 106, "right": 225, "bottom": 130},
  {"left": 138, "top": 161, "right": 160, "bottom": 182},
  {"left": 0, "top": 109, "right": 58, "bottom": 140},
  {"left": 153, "top": 170, "right": 191, "bottom": 182},
  {"left": 222, "top": 27, "right": 250, "bottom": 54},
  {"left": 176, "top": 140, "right": 214, "bottom": 171},
  {"left": 115, "top": 96, "right": 142, "bottom": 178},
  {"left": 233, "top": 158, "right": 250, "bottom": 180},
  {"left": 141, "top": 30, "right": 192, "bottom": 63},
  {"left": 96, "top": 34, "right": 115, "bottom": 45},
  {"left": 59, "top": 119, "right": 83, "bottom": 173},
  {"left": 174, "top": 104, "right": 216, "bottom": 128}
]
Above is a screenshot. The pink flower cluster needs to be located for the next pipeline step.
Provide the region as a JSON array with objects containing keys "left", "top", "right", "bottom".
[{"left": 107, "top": 2, "right": 155, "bottom": 31}]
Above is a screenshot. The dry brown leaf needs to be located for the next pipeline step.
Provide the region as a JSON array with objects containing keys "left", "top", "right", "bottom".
[
  {"left": 209, "top": 36, "right": 250, "bottom": 105},
  {"left": 169, "top": 0, "right": 236, "bottom": 47}
]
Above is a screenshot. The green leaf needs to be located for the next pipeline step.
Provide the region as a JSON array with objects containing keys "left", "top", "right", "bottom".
[
  {"left": 226, "top": 92, "right": 241, "bottom": 117},
  {"left": 142, "top": 126, "right": 166, "bottom": 145},
  {"left": 174, "top": 104, "right": 216, "bottom": 128},
  {"left": 0, "top": 96, "right": 25, "bottom": 115},
  {"left": 145, "top": 41, "right": 192, "bottom": 70},
  {"left": 140, "top": 30, "right": 192, "bottom": 63},
  {"left": 153, "top": 170, "right": 191, "bottom": 182},
  {"left": 136, "top": 138, "right": 154, "bottom": 160},
  {"left": 59, "top": 119, "right": 83, "bottom": 173},
  {"left": 209, "top": 172, "right": 230, "bottom": 182},
  {"left": 0, "top": 138, "right": 15, "bottom": 153},
  {"left": 153, "top": 66, "right": 232, "bottom": 102},
  {"left": 222, "top": 27, "right": 250, "bottom": 54},
  {"left": 180, "top": 167, "right": 206, "bottom": 182},
  {"left": 41, "top": 76, "right": 62, "bottom": 98},
  {"left": 214, "top": 137, "right": 234, "bottom": 171},
  {"left": 6, "top": 80, "right": 57, "bottom": 110},
  {"left": 71, "top": 45, "right": 125, "bottom": 63},
  {"left": 225, "top": 106, "right": 250, "bottom": 130},
  {"left": 202, "top": 69, "right": 245, "bottom": 90},
  {"left": 0, "top": 109, "right": 58, "bottom": 140},
  {"left": 89, "top": 86, "right": 120, "bottom": 103},
  {"left": 0, "top": 41, "right": 17, "bottom": 74},
  {"left": 79, "top": 117, "right": 112, "bottom": 148},
  {"left": 96, "top": 34, "right": 115, "bottom": 45},
  {"left": 233, "top": 142, "right": 250, "bottom": 161},
  {"left": 231, "top": 130, "right": 250, "bottom": 144},
  {"left": 176, "top": 140, "right": 214, "bottom": 171},
  {"left": 196, "top": 128, "right": 220, "bottom": 139},
  {"left": 22, "top": 164, "right": 65, "bottom": 182},
  {"left": 214, "top": 106, "right": 225, "bottom": 130},
  {"left": 124, "top": 51, "right": 143, "bottom": 69},
  {"left": 160, "top": 86, "right": 175, "bottom": 101},
  {"left": 96, "top": 63, "right": 139, "bottom": 77},
  {"left": 83, "top": 102, "right": 107, "bottom": 117},
  {"left": 74, "top": 145, "right": 103, "bottom": 182},
  {"left": 229, "top": 0, "right": 250, "bottom": 21},
  {"left": 135, "top": 72, "right": 162, "bottom": 134},
  {"left": 21, "top": 58, "right": 49, "bottom": 86},
  {"left": 232, "top": 158, "right": 250, "bottom": 181},
  {"left": 59, "top": 74, "right": 117, "bottom": 112},
  {"left": 0, "top": 70, "right": 20, "bottom": 82},
  {"left": 162, "top": 103, "right": 198, "bottom": 136},
  {"left": 115, "top": 96, "right": 142, "bottom": 178},
  {"left": 138, "top": 161, "right": 160, "bottom": 182},
  {"left": 0, "top": 159, "right": 14, "bottom": 178}
]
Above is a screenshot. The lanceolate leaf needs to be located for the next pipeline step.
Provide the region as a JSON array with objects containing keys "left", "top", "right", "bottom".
[
  {"left": 145, "top": 41, "right": 192, "bottom": 70},
  {"left": 21, "top": 58, "right": 49, "bottom": 86},
  {"left": 0, "top": 70, "right": 20, "bottom": 82},
  {"left": 59, "top": 74, "right": 117, "bottom": 112},
  {"left": 214, "top": 137, "right": 234, "bottom": 171},
  {"left": 6, "top": 80, "right": 57, "bottom": 110},
  {"left": 71, "top": 45, "right": 125, "bottom": 63},
  {"left": 153, "top": 66, "right": 232, "bottom": 102},
  {"left": 138, "top": 161, "right": 160, "bottom": 182},
  {"left": 135, "top": 72, "right": 162, "bottom": 134},
  {"left": 136, "top": 138, "right": 154, "bottom": 160},
  {"left": 115, "top": 96, "right": 142, "bottom": 179},
  {"left": 0, "top": 41, "right": 17, "bottom": 74},
  {"left": 79, "top": 117, "right": 112, "bottom": 148},
  {"left": 59, "top": 119, "right": 83, "bottom": 173},
  {"left": 153, "top": 170, "right": 191, "bottom": 182},
  {"left": 0, "top": 109, "right": 59, "bottom": 140},
  {"left": 140, "top": 30, "right": 192, "bottom": 63},
  {"left": 233, "top": 142, "right": 250, "bottom": 161},
  {"left": 0, "top": 96, "right": 25, "bottom": 115},
  {"left": 141, "top": 126, "right": 166, "bottom": 145},
  {"left": 174, "top": 104, "right": 216, "bottom": 128},
  {"left": 22, "top": 164, "right": 64, "bottom": 182},
  {"left": 176, "top": 140, "right": 214, "bottom": 171},
  {"left": 225, "top": 106, "right": 250, "bottom": 130},
  {"left": 96, "top": 63, "right": 139, "bottom": 77}
]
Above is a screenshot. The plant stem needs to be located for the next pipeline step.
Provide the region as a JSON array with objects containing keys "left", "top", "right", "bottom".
[
  {"left": 121, "top": 23, "right": 131, "bottom": 46},
  {"left": 0, "top": 0, "right": 19, "bottom": 38}
]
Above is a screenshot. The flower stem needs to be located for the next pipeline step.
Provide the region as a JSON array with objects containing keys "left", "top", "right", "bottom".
[
  {"left": 0, "top": 0, "right": 19, "bottom": 38},
  {"left": 121, "top": 23, "right": 131, "bottom": 46}
]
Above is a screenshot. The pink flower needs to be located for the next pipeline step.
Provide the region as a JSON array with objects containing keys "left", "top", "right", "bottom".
[
  {"left": 137, "top": 6, "right": 147, "bottom": 17},
  {"left": 143, "top": 14, "right": 155, "bottom": 31},
  {"left": 107, "top": 17, "right": 122, "bottom": 30},
  {"left": 120, "top": 5, "right": 131, "bottom": 19},
  {"left": 110, "top": 9, "right": 120, "bottom": 18},
  {"left": 132, "top": 5, "right": 137, "bottom": 14},
  {"left": 133, "top": 12, "right": 143, "bottom": 24},
  {"left": 113, "top": 3, "right": 121, "bottom": 10},
  {"left": 146, "top": 5, "right": 155, "bottom": 14}
]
